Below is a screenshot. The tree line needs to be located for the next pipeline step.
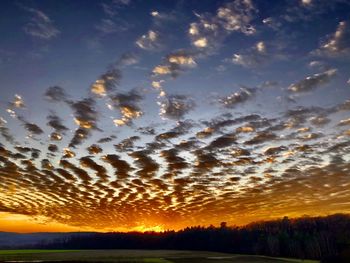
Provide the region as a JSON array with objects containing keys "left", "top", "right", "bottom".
[{"left": 38, "top": 214, "right": 350, "bottom": 262}]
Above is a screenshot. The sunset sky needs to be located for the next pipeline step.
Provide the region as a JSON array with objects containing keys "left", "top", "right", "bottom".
[{"left": 0, "top": 0, "right": 350, "bottom": 233}]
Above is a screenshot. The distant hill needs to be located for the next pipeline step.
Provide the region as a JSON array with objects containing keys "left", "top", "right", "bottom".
[{"left": 0, "top": 232, "right": 94, "bottom": 248}]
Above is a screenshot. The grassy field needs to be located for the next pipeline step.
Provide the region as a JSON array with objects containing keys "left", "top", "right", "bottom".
[{"left": 0, "top": 249, "right": 320, "bottom": 263}]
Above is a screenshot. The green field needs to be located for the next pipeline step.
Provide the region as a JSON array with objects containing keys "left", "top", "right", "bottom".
[{"left": 0, "top": 249, "right": 320, "bottom": 263}]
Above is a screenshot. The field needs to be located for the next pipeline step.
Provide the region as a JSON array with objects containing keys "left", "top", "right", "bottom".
[{"left": 0, "top": 249, "right": 320, "bottom": 263}]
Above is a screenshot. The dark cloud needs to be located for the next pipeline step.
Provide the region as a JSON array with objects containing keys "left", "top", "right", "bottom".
[
  {"left": 91, "top": 68, "right": 121, "bottom": 96},
  {"left": 264, "top": 146, "right": 288, "bottom": 156},
  {"left": 159, "top": 95, "right": 195, "bottom": 120},
  {"left": 0, "top": 118, "right": 16, "bottom": 144},
  {"left": 231, "top": 148, "right": 251, "bottom": 157},
  {"left": 50, "top": 132, "right": 63, "bottom": 141},
  {"left": 288, "top": 69, "right": 337, "bottom": 93},
  {"left": 69, "top": 128, "right": 90, "bottom": 149},
  {"left": 102, "top": 154, "right": 133, "bottom": 179},
  {"left": 129, "top": 150, "right": 159, "bottom": 179},
  {"left": 97, "top": 135, "right": 117, "bottom": 143},
  {"left": 69, "top": 98, "right": 99, "bottom": 129},
  {"left": 87, "top": 144, "right": 103, "bottom": 154},
  {"left": 59, "top": 159, "right": 91, "bottom": 182},
  {"left": 207, "top": 133, "right": 236, "bottom": 149},
  {"left": 44, "top": 86, "right": 68, "bottom": 102},
  {"left": 109, "top": 89, "right": 143, "bottom": 126},
  {"left": 17, "top": 116, "right": 44, "bottom": 136},
  {"left": 245, "top": 131, "right": 278, "bottom": 145},
  {"left": 219, "top": 88, "right": 256, "bottom": 108},
  {"left": 68, "top": 98, "right": 100, "bottom": 148},
  {"left": 80, "top": 156, "right": 108, "bottom": 180},
  {"left": 137, "top": 126, "right": 156, "bottom": 135},
  {"left": 160, "top": 148, "right": 189, "bottom": 174},
  {"left": 47, "top": 113, "right": 68, "bottom": 133},
  {"left": 114, "top": 136, "right": 140, "bottom": 152}
]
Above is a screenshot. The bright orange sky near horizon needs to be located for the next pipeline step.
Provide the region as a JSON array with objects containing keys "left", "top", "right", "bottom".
[{"left": 1, "top": 0, "right": 350, "bottom": 233}]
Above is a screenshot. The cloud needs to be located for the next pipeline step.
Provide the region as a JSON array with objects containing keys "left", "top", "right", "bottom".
[
  {"left": 219, "top": 87, "right": 256, "bottom": 108},
  {"left": 118, "top": 52, "right": 139, "bottom": 67},
  {"left": 70, "top": 98, "right": 99, "bottom": 130},
  {"left": 288, "top": 69, "right": 337, "bottom": 93},
  {"left": 69, "top": 128, "right": 91, "bottom": 149},
  {"left": 309, "top": 116, "right": 330, "bottom": 127},
  {"left": 314, "top": 21, "right": 350, "bottom": 56},
  {"left": 62, "top": 148, "right": 76, "bottom": 158},
  {"left": 95, "top": 19, "right": 128, "bottom": 34},
  {"left": 22, "top": 7, "right": 60, "bottom": 40},
  {"left": 217, "top": 0, "right": 257, "bottom": 34},
  {"left": 80, "top": 156, "right": 108, "bottom": 180},
  {"left": 231, "top": 41, "right": 286, "bottom": 68},
  {"left": 159, "top": 94, "right": 195, "bottom": 120},
  {"left": 47, "top": 113, "right": 68, "bottom": 134},
  {"left": 97, "top": 135, "right": 117, "bottom": 143},
  {"left": 301, "top": 0, "right": 313, "bottom": 6},
  {"left": 152, "top": 50, "right": 197, "bottom": 78},
  {"left": 207, "top": 133, "right": 237, "bottom": 149},
  {"left": 50, "top": 132, "right": 62, "bottom": 141},
  {"left": 87, "top": 144, "right": 103, "bottom": 154},
  {"left": 8, "top": 94, "right": 25, "bottom": 109},
  {"left": 100, "top": 0, "right": 132, "bottom": 17},
  {"left": 0, "top": 118, "right": 16, "bottom": 144},
  {"left": 102, "top": 154, "right": 133, "bottom": 179},
  {"left": 129, "top": 150, "right": 160, "bottom": 179},
  {"left": 167, "top": 51, "right": 197, "bottom": 67},
  {"left": 338, "top": 118, "right": 350, "bottom": 126},
  {"left": 48, "top": 144, "right": 58, "bottom": 152},
  {"left": 136, "top": 30, "right": 161, "bottom": 50},
  {"left": 44, "top": 86, "right": 69, "bottom": 102},
  {"left": 231, "top": 41, "right": 270, "bottom": 68},
  {"left": 17, "top": 116, "right": 44, "bottom": 137},
  {"left": 262, "top": 17, "right": 282, "bottom": 30},
  {"left": 114, "top": 136, "right": 140, "bottom": 152},
  {"left": 196, "top": 127, "right": 214, "bottom": 139},
  {"left": 91, "top": 68, "right": 121, "bottom": 96},
  {"left": 188, "top": 0, "right": 257, "bottom": 52},
  {"left": 109, "top": 89, "right": 143, "bottom": 126},
  {"left": 245, "top": 131, "right": 278, "bottom": 145},
  {"left": 160, "top": 148, "right": 189, "bottom": 174},
  {"left": 59, "top": 159, "right": 91, "bottom": 181},
  {"left": 264, "top": 146, "right": 287, "bottom": 156}
]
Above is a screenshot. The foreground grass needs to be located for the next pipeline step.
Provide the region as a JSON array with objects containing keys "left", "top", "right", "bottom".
[
  {"left": 0, "top": 249, "right": 80, "bottom": 255},
  {"left": 0, "top": 249, "right": 320, "bottom": 262}
]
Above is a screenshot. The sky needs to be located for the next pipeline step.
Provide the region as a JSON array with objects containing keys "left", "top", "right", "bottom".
[{"left": 0, "top": 0, "right": 350, "bottom": 233}]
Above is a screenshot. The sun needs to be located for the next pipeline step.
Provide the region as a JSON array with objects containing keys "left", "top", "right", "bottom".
[{"left": 133, "top": 224, "right": 165, "bottom": 233}]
